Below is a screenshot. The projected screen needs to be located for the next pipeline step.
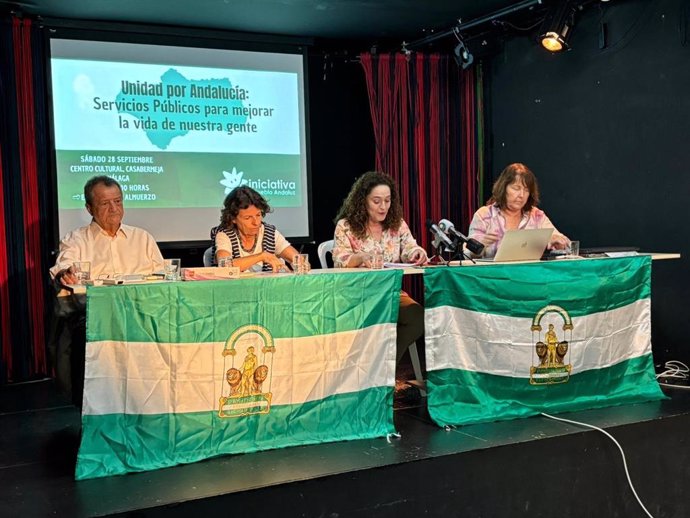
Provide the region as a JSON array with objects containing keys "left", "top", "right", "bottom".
[{"left": 49, "top": 39, "right": 310, "bottom": 243}]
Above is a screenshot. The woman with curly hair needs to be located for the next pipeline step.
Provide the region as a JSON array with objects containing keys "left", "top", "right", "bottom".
[
  {"left": 333, "top": 171, "right": 426, "bottom": 362},
  {"left": 212, "top": 186, "right": 299, "bottom": 272},
  {"left": 333, "top": 171, "right": 427, "bottom": 268}
]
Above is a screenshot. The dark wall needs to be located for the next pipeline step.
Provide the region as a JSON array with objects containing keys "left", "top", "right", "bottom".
[
  {"left": 488, "top": 0, "right": 689, "bottom": 362},
  {"left": 306, "top": 50, "right": 375, "bottom": 253}
]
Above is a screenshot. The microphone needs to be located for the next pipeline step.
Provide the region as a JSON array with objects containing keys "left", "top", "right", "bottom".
[
  {"left": 438, "top": 218, "right": 485, "bottom": 255},
  {"left": 427, "top": 219, "right": 456, "bottom": 252}
]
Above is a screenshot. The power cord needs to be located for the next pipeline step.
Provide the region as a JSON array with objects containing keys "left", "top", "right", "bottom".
[
  {"left": 656, "top": 360, "right": 690, "bottom": 389},
  {"left": 541, "top": 412, "right": 655, "bottom": 518}
]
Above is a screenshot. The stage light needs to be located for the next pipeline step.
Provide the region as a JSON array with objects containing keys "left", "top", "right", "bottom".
[
  {"left": 452, "top": 27, "right": 474, "bottom": 69},
  {"left": 453, "top": 40, "right": 474, "bottom": 69},
  {"left": 538, "top": 0, "right": 577, "bottom": 52}
]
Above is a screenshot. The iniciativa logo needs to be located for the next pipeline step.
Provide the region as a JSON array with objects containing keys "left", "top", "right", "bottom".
[
  {"left": 220, "top": 167, "right": 248, "bottom": 194},
  {"left": 220, "top": 166, "right": 297, "bottom": 195}
]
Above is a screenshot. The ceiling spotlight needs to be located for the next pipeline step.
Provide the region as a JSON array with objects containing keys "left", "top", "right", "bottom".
[
  {"left": 452, "top": 27, "right": 474, "bottom": 69},
  {"left": 453, "top": 40, "right": 474, "bottom": 69},
  {"left": 539, "top": 0, "right": 577, "bottom": 52}
]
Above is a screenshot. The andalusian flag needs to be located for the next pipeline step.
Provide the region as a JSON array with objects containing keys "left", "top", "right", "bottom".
[
  {"left": 424, "top": 256, "right": 664, "bottom": 427},
  {"left": 76, "top": 270, "right": 402, "bottom": 479}
]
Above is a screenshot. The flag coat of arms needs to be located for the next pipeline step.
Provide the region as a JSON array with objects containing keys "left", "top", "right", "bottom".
[
  {"left": 424, "top": 256, "right": 664, "bottom": 427},
  {"left": 76, "top": 270, "right": 402, "bottom": 479}
]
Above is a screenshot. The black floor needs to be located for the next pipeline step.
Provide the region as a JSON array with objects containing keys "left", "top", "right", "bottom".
[{"left": 1, "top": 376, "right": 690, "bottom": 517}]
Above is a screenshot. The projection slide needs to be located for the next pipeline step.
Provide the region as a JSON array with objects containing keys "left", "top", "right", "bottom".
[{"left": 50, "top": 39, "right": 310, "bottom": 242}]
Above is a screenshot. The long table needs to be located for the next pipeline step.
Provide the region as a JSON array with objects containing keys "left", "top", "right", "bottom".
[{"left": 75, "top": 254, "right": 670, "bottom": 478}]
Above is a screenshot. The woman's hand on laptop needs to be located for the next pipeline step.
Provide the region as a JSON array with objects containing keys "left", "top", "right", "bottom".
[
  {"left": 548, "top": 234, "right": 570, "bottom": 250},
  {"left": 481, "top": 232, "right": 500, "bottom": 248}
]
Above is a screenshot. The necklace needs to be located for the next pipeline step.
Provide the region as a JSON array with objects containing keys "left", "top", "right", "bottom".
[{"left": 240, "top": 234, "right": 258, "bottom": 253}]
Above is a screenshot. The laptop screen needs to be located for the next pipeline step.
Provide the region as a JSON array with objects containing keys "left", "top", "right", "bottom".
[{"left": 491, "top": 228, "right": 554, "bottom": 262}]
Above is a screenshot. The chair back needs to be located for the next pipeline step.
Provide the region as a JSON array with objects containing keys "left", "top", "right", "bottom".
[
  {"left": 202, "top": 247, "right": 214, "bottom": 267},
  {"left": 317, "top": 240, "right": 334, "bottom": 269}
]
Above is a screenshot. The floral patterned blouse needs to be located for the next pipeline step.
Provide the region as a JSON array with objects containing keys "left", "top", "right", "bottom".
[{"left": 332, "top": 218, "right": 427, "bottom": 267}]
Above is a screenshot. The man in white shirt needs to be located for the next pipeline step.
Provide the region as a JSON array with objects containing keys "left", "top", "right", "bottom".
[
  {"left": 50, "top": 176, "right": 164, "bottom": 283},
  {"left": 49, "top": 175, "right": 164, "bottom": 406}
]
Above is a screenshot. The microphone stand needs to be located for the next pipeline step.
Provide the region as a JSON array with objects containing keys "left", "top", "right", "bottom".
[
  {"left": 428, "top": 243, "right": 450, "bottom": 265},
  {"left": 428, "top": 229, "right": 455, "bottom": 266},
  {"left": 446, "top": 237, "right": 476, "bottom": 265},
  {"left": 428, "top": 222, "right": 482, "bottom": 265}
]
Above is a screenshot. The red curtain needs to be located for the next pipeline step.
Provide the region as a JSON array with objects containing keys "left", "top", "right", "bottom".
[
  {"left": 360, "top": 52, "right": 485, "bottom": 250},
  {"left": 13, "top": 17, "right": 46, "bottom": 375},
  {"left": 0, "top": 15, "right": 48, "bottom": 381},
  {"left": 0, "top": 140, "right": 12, "bottom": 379}
]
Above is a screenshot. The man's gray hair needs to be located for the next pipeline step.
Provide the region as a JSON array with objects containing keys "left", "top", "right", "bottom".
[{"left": 84, "top": 176, "right": 122, "bottom": 206}]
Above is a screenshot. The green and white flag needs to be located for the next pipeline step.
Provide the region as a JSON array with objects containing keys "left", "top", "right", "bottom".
[
  {"left": 424, "top": 256, "right": 664, "bottom": 427},
  {"left": 76, "top": 269, "right": 403, "bottom": 479}
]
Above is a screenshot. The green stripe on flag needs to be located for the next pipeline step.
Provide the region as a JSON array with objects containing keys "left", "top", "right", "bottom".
[
  {"left": 427, "top": 354, "right": 664, "bottom": 427},
  {"left": 76, "top": 386, "right": 394, "bottom": 480},
  {"left": 424, "top": 256, "right": 651, "bottom": 318},
  {"left": 86, "top": 270, "right": 403, "bottom": 343}
]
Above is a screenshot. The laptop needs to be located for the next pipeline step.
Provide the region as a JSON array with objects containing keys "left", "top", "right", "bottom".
[{"left": 480, "top": 228, "right": 554, "bottom": 262}]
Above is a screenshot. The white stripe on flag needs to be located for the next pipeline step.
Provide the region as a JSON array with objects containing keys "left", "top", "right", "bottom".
[
  {"left": 425, "top": 299, "right": 650, "bottom": 378},
  {"left": 83, "top": 323, "right": 396, "bottom": 415}
]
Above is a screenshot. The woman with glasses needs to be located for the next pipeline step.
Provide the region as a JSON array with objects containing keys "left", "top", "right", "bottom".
[{"left": 468, "top": 163, "right": 569, "bottom": 258}]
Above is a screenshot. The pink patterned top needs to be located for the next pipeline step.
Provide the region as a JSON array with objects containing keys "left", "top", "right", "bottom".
[
  {"left": 468, "top": 203, "right": 568, "bottom": 258},
  {"left": 333, "top": 218, "right": 427, "bottom": 267}
]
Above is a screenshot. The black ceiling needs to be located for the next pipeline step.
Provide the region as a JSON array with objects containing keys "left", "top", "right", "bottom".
[{"left": 0, "top": 0, "right": 547, "bottom": 43}]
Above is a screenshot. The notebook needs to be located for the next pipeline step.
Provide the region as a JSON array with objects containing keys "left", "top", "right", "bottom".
[{"left": 480, "top": 228, "right": 554, "bottom": 262}]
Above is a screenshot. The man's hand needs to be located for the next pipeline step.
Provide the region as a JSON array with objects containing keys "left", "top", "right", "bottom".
[{"left": 56, "top": 267, "right": 78, "bottom": 286}]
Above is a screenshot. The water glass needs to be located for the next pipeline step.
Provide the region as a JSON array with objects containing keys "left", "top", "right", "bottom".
[
  {"left": 567, "top": 240, "right": 580, "bottom": 258},
  {"left": 171, "top": 258, "right": 181, "bottom": 280},
  {"left": 218, "top": 257, "right": 232, "bottom": 268},
  {"left": 369, "top": 252, "right": 384, "bottom": 270},
  {"left": 293, "top": 254, "right": 311, "bottom": 275},
  {"left": 164, "top": 259, "right": 179, "bottom": 281},
  {"left": 73, "top": 261, "right": 91, "bottom": 284}
]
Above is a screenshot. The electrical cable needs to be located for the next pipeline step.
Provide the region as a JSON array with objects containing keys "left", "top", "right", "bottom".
[
  {"left": 386, "top": 432, "right": 401, "bottom": 442},
  {"left": 492, "top": 18, "right": 544, "bottom": 32},
  {"left": 541, "top": 412, "right": 656, "bottom": 518},
  {"left": 656, "top": 360, "right": 690, "bottom": 390},
  {"left": 655, "top": 360, "right": 689, "bottom": 381},
  {"left": 658, "top": 383, "right": 690, "bottom": 391}
]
